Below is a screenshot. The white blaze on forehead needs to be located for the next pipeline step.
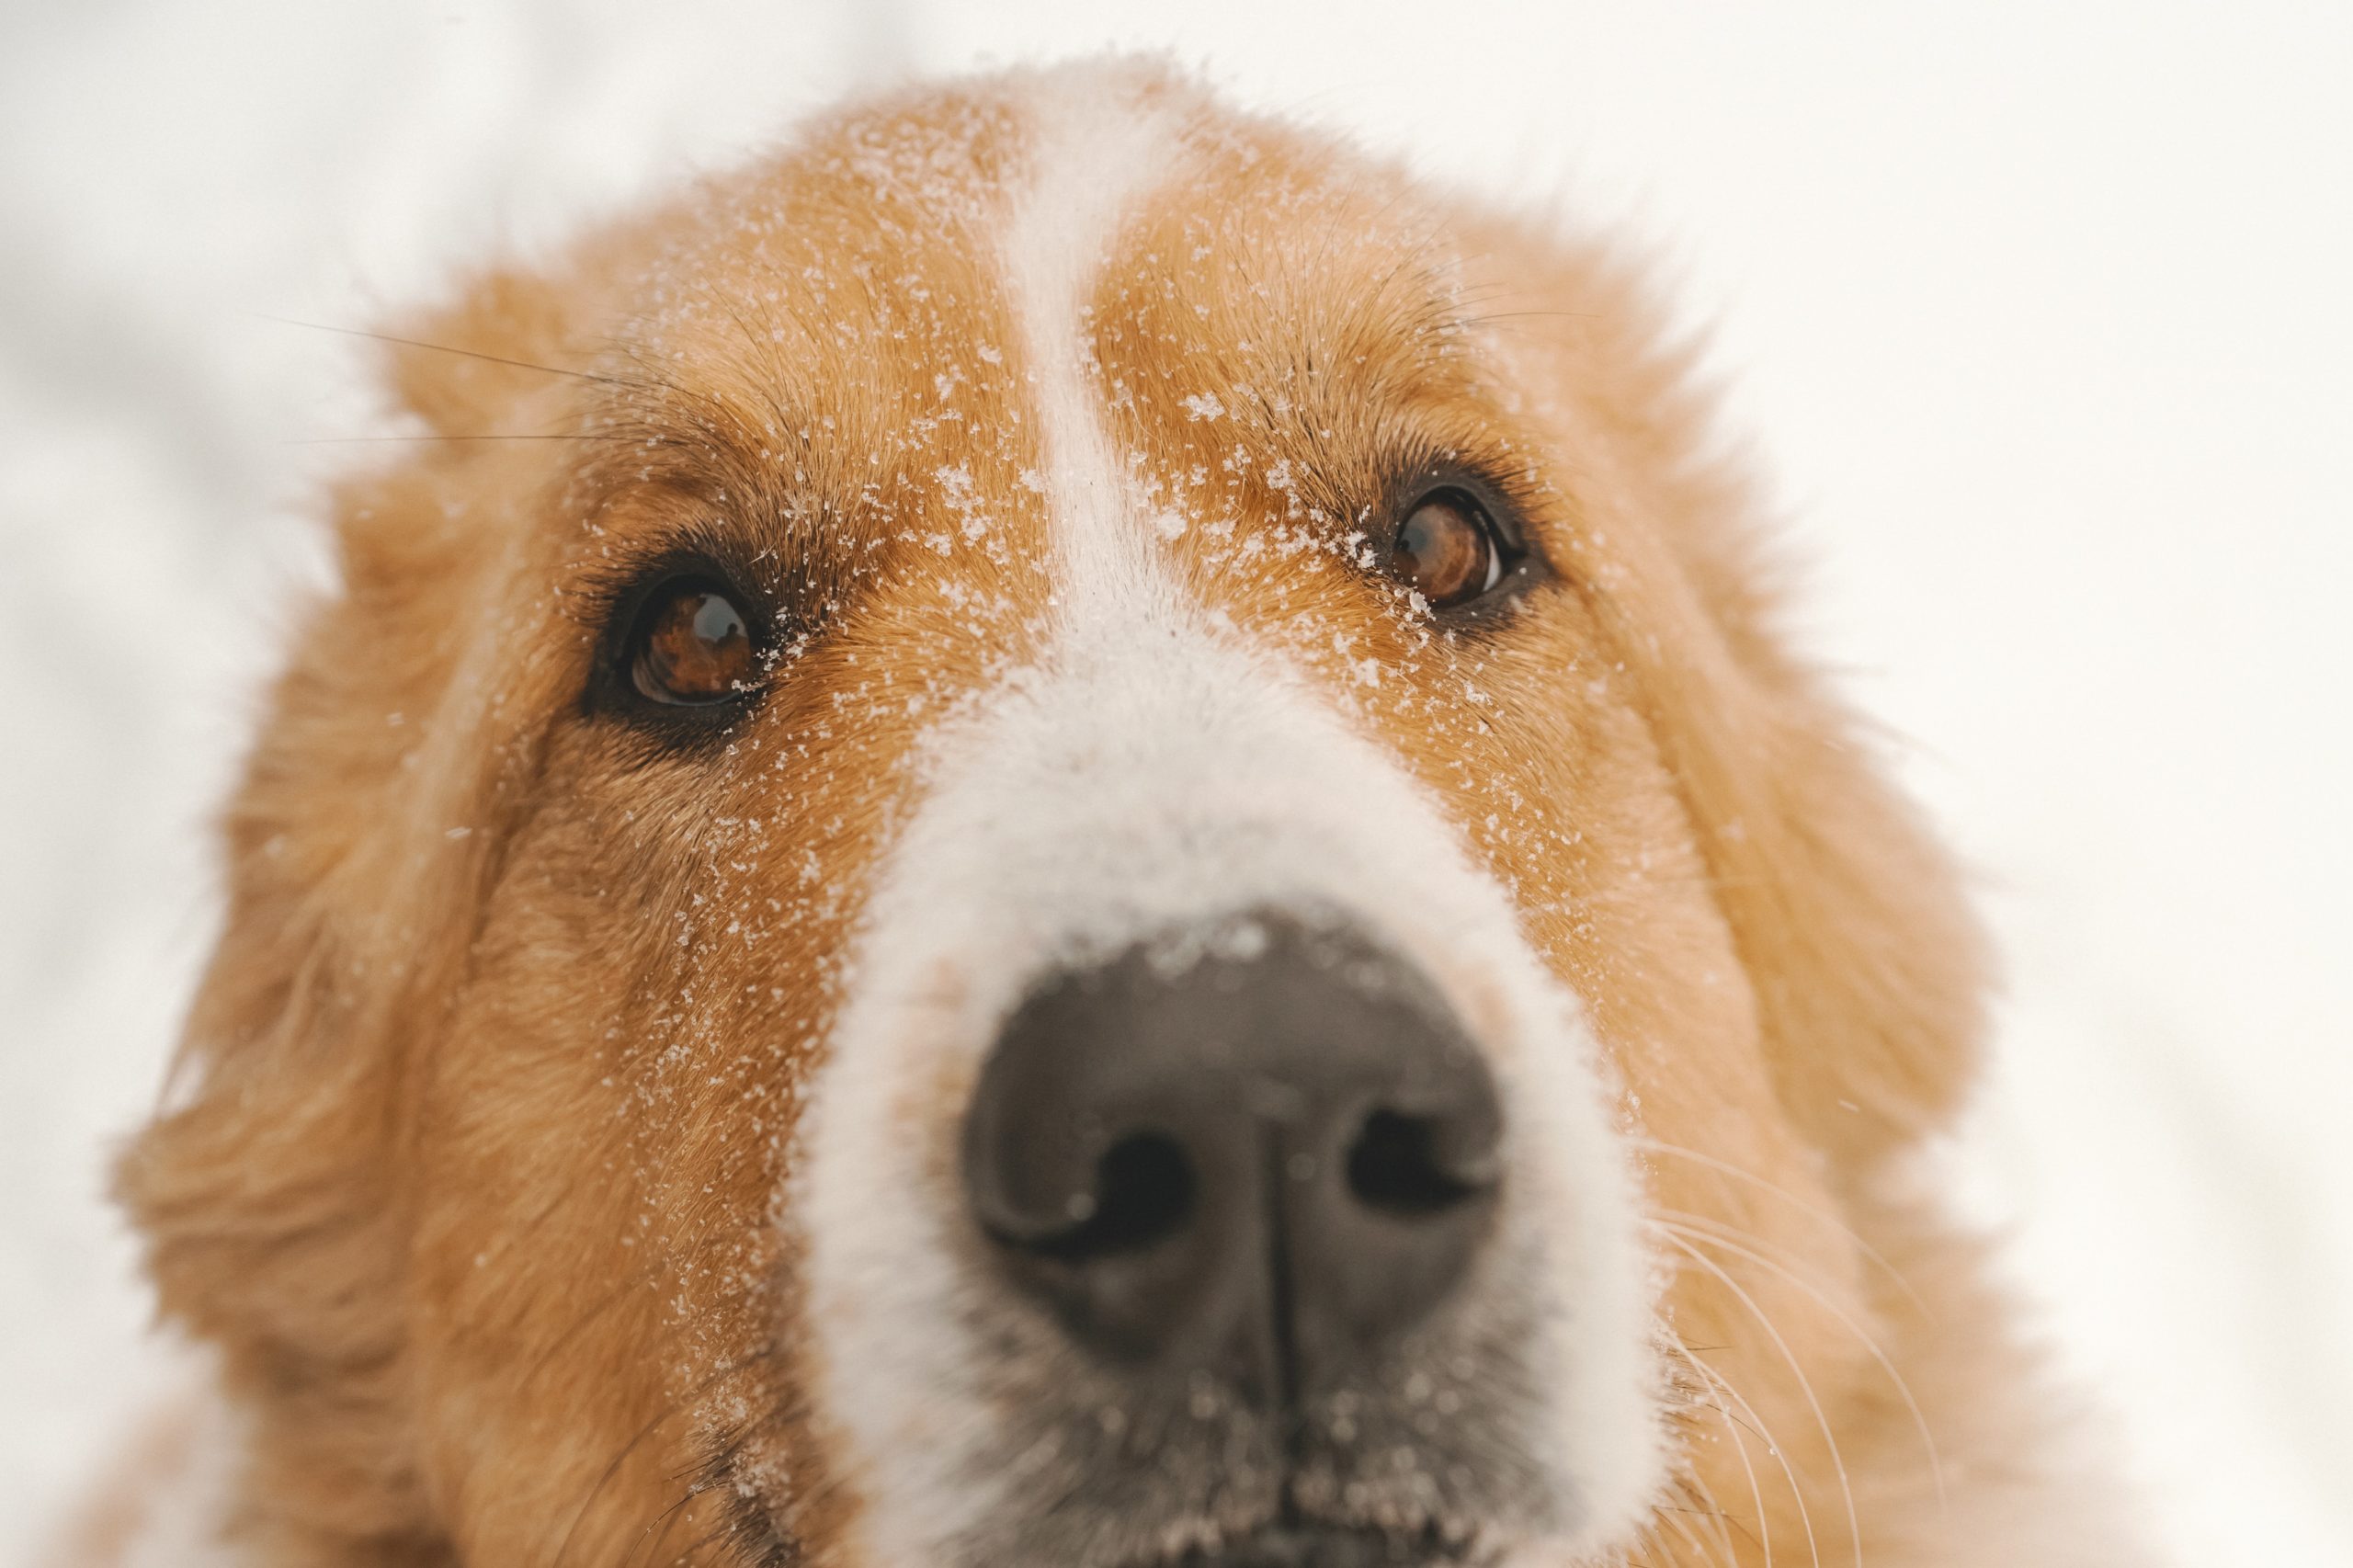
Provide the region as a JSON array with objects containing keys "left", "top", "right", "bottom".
[{"left": 999, "top": 68, "right": 1189, "bottom": 625}]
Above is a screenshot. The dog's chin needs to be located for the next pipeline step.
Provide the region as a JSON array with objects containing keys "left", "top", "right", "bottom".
[{"left": 1141, "top": 1523, "right": 1475, "bottom": 1568}]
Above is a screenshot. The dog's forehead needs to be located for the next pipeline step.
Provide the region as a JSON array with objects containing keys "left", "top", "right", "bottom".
[{"left": 604, "top": 70, "right": 1479, "bottom": 483}]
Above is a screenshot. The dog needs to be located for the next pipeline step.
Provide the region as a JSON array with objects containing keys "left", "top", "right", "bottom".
[{"left": 71, "top": 58, "right": 2124, "bottom": 1568}]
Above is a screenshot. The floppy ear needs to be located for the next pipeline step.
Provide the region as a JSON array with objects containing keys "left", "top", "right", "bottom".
[
  {"left": 1503, "top": 231, "right": 1991, "bottom": 1171},
  {"left": 1600, "top": 405, "right": 1988, "bottom": 1171},
  {"left": 1647, "top": 588, "right": 1991, "bottom": 1169},
  {"left": 113, "top": 273, "right": 581, "bottom": 1557}
]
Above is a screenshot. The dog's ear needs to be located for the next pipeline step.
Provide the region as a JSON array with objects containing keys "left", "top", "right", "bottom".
[
  {"left": 1644, "top": 581, "right": 1992, "bottom": 1169},
  {"left": 1501, "top": 231, "right": 1990, "bottom": 1171},
  {"left": 1611, "top": 437, "right": 1988, "bottom": 1171},
  {"left": 113, "top": 274, "right": 578, "bottom": 1557}
]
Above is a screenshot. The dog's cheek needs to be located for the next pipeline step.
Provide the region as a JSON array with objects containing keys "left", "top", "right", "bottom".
[
  {"left": 395, "top": 865, "right": 677, "bottom": 1553},
  {"left": 409, "top": 750, "right": 898, "bottom": 1556},
  {"left": 396, "top": 804, "right": 767, "bottom": 1538}
]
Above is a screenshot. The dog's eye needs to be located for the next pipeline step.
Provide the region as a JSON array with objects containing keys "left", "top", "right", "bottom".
[
  {"left": 627, "top": 580, "right": 755, "bottom": 705},
  {"left": 1392, "top": 489, "right": 1507, "bottom": 608}
]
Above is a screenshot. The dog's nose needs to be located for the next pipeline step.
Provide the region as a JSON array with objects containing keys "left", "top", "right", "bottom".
[{"left": 961, "top": 913, "right": 1503, "bottom": 1403}]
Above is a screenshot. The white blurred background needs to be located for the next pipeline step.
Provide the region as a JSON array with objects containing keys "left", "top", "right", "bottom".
[{"left": 2, "top": 2, "right": 2347, "bottom": 1562}]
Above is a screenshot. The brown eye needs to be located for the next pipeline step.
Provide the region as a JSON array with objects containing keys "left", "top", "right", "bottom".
[
  {"left": 1392, "top": 488, "right": 1506, "bottom": 608},
  {"left": 629, "top": 580, "right": 756, "bottom": 705}
]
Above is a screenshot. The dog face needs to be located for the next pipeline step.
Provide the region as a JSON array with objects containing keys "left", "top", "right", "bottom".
[{"left": 120, "top": 63, "right": 1986, "bottom": 1568}]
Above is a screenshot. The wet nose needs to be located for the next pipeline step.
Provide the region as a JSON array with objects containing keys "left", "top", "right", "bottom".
[{"left": 960, "top": 913, "right": 1503, "bottom": 1403}]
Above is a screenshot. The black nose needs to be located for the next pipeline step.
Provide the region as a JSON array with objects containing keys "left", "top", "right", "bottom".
[{"left": 961, "top": 913, "right": 1503, "bottom": 1404}]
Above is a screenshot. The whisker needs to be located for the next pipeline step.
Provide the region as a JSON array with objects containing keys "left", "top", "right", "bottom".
[
  {"left": 1659, "top": 1233, "right": 1861, "bottom": 1568},
  {"left": 248, "top": 312, "right": 636, "bottom": 387},
  {"left": 1657, "top": 1215, "right": 1946, "bottom": 1517},
  {"left": 1663, "top": 1491, "right": 1744, "bottom": 1568},
  {"left": 1648, "top": 1499, "right": 1729, "bottom": 1568},
  {"left": 285, "top": 432, "right": 631, "bottom": 445},
  {"left": 1459, "top": 307, "right": 1601, "bottom": 325},
  {"left": 1664, "top": 1335, "right": 1772, "bottom": 1568},
  {"left": 1631, "top": 1137, "right": 1929, "bottom": 1318}
]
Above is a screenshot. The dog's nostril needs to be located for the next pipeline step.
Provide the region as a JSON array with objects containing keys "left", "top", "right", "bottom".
[
  {"left": 1345, "top": 1108, "right": 1494, "bottom": 1217},
  {"left": 963, "top": 914, "right": 1504, "bottom": 1377},
  {"left": 1011, "top": 1132, "right": 1197, "bottom": 1263}
]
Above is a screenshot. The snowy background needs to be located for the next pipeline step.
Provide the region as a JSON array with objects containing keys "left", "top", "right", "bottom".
[{"left": 3, "top": 2, "right": 2347, "bottom": 1562}]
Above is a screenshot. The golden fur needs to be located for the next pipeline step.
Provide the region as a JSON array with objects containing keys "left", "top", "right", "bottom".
[{"left": 82, "top": 61, "right": 2109, "bottom": 1568}]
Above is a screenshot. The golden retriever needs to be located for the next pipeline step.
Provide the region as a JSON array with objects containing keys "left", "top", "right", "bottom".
[{"left": 73, "top": 58, "right": 2121, "bottom": 1568}]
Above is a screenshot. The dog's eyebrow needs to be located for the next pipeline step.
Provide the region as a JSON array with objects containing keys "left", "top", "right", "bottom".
[
  {"left": 565, "top": 372, "right": 866, "bottom": 577},
  {"left": 584, "top": 390, "right": 824, "bottom": 488}
]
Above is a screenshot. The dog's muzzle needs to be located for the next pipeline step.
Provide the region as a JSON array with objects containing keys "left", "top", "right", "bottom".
[{"left": 794, "top": 629, "right": 1663, "bottom": 1568}]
